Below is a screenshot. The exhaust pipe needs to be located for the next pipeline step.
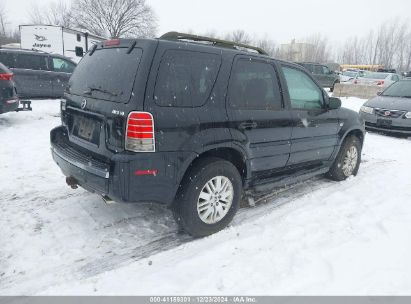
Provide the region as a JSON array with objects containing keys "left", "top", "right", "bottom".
[{"left": 66, "top": 177, "right": 78, "bottom": 189}]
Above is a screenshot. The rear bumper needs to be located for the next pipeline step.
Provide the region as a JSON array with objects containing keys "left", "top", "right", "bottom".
[
  {"left": 0, "top": 98, "right": 19, "bottom": 114},
  {"left": 50, "top": 126, "right": 195, "bottom": 205}
]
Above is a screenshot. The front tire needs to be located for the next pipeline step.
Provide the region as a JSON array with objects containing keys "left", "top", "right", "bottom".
[
  {"left": 327, "top": 136, "right": 362, "bottom": 181},
  {"left": 173, "top": 157, "right": 242, "bottom": 237}
]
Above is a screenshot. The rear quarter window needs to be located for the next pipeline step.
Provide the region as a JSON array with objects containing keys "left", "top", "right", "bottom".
[{"left": 154, "top": 50, "right": 221, "bottom": 107}]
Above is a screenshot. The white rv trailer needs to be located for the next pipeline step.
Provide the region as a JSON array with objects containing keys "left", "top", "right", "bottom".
[{"left": 19, "top": 25, "right": 105, "bottom": 62}]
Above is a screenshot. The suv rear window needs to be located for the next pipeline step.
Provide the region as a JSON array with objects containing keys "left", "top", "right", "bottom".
[
  {"left": 154, "top": 50, "right": 221, "bottom": 107},
  {"left": 0, "top": 52, "right": 48, "bottom": 70},
  {"left": 68, "top": 47, "right": 143, "bottom": 103}
]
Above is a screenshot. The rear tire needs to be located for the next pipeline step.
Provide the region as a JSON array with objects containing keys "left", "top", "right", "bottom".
[
  {"left": 173, "top": 157, "right": 242, "bottom": 237},
  {"left": 327, "top": 136, "right": 362, "bottom": 181}
]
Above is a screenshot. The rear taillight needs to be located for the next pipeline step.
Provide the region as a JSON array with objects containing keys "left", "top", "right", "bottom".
[
  {"left": 0, "top": 73, "right": 13, "bottom": 81},
  {"left": 125, "top": 111, "right": 155, "bottom": 152},
  {"left": 376, "top": 80, "right": 384, "bottom": 86},
  {"left": 104, "top": 39, "right": 120, "bottom": 46}
]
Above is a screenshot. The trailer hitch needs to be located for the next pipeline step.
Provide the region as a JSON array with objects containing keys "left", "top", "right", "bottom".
[{"left": 15, "top": 100, "right": 32, "bottom": 112}]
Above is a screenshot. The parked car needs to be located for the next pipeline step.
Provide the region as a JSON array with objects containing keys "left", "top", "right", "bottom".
[
  {"left": 354, "top": 72, "right": 401, "bottom": 88},
  {"left": 360, "top": 79, "right": 411, "bottom": 137},
  {"left": 296, "top": 62, "right": 340, "bottom": 91},
  {"left": 50, "top": 32, "right": 365, "bottom": 237},
  {"left": 0, "top": 62, "right": 19, "bottom": 114},
  {"left": 339, "top": 70, "right": 368, "bottom": 83},
  {"left": 0, "top": 48, "right": 76, "bottom": 99}
]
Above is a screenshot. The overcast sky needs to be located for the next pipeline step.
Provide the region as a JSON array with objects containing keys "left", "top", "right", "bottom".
[{"left": 3, "top": 0, "right": 411, "bottom": 44}]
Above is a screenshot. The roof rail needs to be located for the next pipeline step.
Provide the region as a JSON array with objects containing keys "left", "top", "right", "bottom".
[{"left": 160, "top": 31, "right": 268, "bottom": 55}]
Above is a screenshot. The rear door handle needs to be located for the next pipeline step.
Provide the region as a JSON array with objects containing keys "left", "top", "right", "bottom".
[{"left": 239, "top": 121, "right": 257, "bottom": 130}]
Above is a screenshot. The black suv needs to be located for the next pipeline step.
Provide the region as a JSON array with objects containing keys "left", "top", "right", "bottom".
[
  {"left": 0, "top": 62, "right": 19, "bottom": 114},
  {"left": 297, "top": 62, "right": 340, "bottom": 92},
  {"left": 0, "top": 48, "right": 76, "bottom": 99},
  {"left": 50, "top": 32, "right": 365, "bottom": 237}
]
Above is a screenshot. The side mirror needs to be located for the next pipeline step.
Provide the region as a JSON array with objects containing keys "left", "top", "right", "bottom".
[{"left": 328, "top": 97, "right": 341, "bottom": 110}]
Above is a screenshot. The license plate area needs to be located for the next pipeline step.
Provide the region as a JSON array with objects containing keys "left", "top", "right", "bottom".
[
  {"left": 72, "top": 115, "right": 101, "bottom": 145},
  {"left": 376, "top": 118, "right": 392, "bottom": 127}
]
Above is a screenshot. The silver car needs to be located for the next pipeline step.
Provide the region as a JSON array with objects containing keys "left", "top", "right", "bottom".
[
  {"left": 340, "top": 70, "right": 368, "bottom": 83},
  {"left": 354, "top": 72, "right": 401, "bottom": 88},
  {"left": 359, "top": 79, "right": 411, "bottom": 137}
]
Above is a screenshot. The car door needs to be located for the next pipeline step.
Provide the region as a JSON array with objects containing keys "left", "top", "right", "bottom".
[
  {"left": 49, "top": 56, "right": 76, "bottom": 97},
  {"left": 8, "top": 53, "right": 52, "bottom": 98},
  {"left": 280, "top": 64, "right": 339, "bottom": 166},
  {"left": 227, "top": 56, "right": 292, "bottom": 177},
  {"left": 312, "top": 64, "right": 327, "bottom": 87},
  {"left": 322, "top": 65, "right": 335, "bottom": 88}
]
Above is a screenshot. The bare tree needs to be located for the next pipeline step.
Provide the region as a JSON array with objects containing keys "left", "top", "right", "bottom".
[
  {"left": 0, "top": 2, "right": 8, "bottom": 37},
  {"left": 302, "top": 34, "right": 330, "bottom": 63},
  {"left": 335, "top": 19, "right": 411, "bottom": 71},
  {"left": 72, "top": 0, "right": 157, "bottom": 38},
  {"left": 28, "top": 0, "right": 74, "bottom": 28},
  {"left": 225, "top": 30, "right": 252, "bottom": 44},
  {"left": 256, "top": 36, "right": 279, "bottom": 57}
]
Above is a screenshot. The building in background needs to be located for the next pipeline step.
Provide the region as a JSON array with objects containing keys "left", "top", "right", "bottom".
[{"left": 280, "top": 39, "right": 315, "bottom": 62}]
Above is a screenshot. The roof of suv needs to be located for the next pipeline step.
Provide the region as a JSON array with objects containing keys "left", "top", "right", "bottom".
[{"left": 0, "top": 48, "right": 76, "bottom": 64}]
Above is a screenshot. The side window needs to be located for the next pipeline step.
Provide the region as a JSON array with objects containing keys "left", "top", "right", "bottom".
[
  {"left": 154, "top": 50, "right": 221, "bottom": 107},
  {"left": 313, "top": 65, "right": 324, "bottom": 75},
  {"left": 282, "top": 66, "right": 324, "bottom": 110},
  {"left": 14, "top": 54, "right": 48, "bottom": 70},
  {"left": 322, "top": 66, "right": 330, "bottom": 75},
  {"left": 52, "top": 57, "right": 75, "bottom": 73},
  {"left": 301, "top": 64, "right": 313, "bottom": 73},
  {"left": 228, "top": 59, "right": 282, "bottom": 110}
]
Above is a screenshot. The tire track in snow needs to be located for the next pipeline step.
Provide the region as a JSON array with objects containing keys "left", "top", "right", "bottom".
[{"left": 0, "top": 157, "right": 393, "bottom": 293}]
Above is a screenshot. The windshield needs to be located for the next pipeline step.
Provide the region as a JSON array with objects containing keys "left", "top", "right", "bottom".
[
  {"left": 382, "top": 81, "right": 411, "bottom": 98},
  {"left": 363, "top": 72, "right": 388, "bottom": 80},
  {"left": 68, "top": 47, "right": 143, "bottom": 103},
  {"left": 342, "top": 71, "right": 357, "bottom": 77}
]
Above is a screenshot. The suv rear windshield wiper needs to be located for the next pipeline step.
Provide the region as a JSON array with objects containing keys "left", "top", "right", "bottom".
[{"left": 83, "top": 86, "right": 120, "bottom": 97}]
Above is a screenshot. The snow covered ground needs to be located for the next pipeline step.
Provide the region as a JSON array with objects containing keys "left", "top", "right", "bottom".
[{"left": 1, "top": 97, "right": 411, "bottom": 295}]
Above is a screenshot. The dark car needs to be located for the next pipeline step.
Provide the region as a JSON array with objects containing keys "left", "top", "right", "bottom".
[
  {"left": 0, "top": 48, "right": 76, "bottom": 99},
  {"left": 360, "top": 79, "right": 411, "bottom": 137},
  {"left": 50, "top": 32, "right": 365, "bottom": 237},
  {"left": 297, "top": 62, "right": 340, "bottom": 92},
  {"left": 0, "top": 62, "right": 19, "bottom": 114}
]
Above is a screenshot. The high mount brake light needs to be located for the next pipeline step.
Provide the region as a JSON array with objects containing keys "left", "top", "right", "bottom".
[
  {"left": 125, "top": 112, "right": 155, "bottom": 152},
  {"left": 104, "top": 39, "right": 120, "bottom": 46},
  {"left": 0, "top": 73, "right": 13, "bottom": 81}
]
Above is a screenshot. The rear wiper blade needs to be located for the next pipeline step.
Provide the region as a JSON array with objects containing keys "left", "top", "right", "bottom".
[{"left": 83, "top": 86, "right": 120, "bottom": 97}]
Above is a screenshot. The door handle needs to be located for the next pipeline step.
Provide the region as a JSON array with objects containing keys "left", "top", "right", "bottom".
[{"left": 239, "top": 121, "right": 257, "bottom": 130}]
